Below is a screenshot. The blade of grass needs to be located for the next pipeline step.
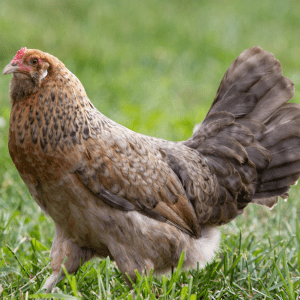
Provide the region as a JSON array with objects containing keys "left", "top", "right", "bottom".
[{"left": 271, "top": 258, "right": 294, "bottom": 300}]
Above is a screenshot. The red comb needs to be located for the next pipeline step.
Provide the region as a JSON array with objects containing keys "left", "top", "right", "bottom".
[{"left": 12, "top": 47, "right": 27, "bottom": 63}]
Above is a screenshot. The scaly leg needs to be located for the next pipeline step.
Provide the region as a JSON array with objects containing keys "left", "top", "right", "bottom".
[{"left": 42, "top": 223, "right": 95, "bottom": 292}]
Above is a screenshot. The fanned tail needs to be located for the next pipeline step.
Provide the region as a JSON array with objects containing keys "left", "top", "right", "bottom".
[
  {"left": 185, "top": 47, "right": 300, "bottom": 225},
  {"left": 253, "top": 103, "right": 300, "bottom": 203}
]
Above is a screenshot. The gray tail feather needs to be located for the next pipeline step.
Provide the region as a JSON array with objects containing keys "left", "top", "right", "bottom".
[
  {"left": 186, "top": 46, "right": 299, "bottom": 212},
  {"left": 253, "top": 103, "right": 300, "bottom": 203}
]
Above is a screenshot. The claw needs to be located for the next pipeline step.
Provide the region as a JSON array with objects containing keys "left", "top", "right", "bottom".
[{"left": 41, "top": 273, "right": 65, "bottom": 293}]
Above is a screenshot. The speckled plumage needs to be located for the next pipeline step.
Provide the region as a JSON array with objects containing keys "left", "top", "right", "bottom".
[{"left": 3, "top": 47, "right": 300, "bottom": 291}]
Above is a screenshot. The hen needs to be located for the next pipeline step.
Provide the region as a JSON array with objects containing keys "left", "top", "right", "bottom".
[{"left": 3, "top": 47, "right": 300, "bottom": 291}]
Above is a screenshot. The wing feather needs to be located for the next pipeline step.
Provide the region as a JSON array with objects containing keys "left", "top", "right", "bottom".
[{"left": 73, "top": 130, "right": 202, "bottom": 237}]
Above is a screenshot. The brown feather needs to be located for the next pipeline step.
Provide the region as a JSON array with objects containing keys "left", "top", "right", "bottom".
[{"left": 4, "top": 46, "right": 300, "bottom": 291}]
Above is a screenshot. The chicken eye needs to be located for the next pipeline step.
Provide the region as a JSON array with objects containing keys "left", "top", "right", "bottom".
[{"left": 30, "top": 58, "right": 39, "bottom": 66}]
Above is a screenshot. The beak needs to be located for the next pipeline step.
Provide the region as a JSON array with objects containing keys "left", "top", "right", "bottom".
[{"left": 2, "top": 62, "right": 20, "bottom": 75}]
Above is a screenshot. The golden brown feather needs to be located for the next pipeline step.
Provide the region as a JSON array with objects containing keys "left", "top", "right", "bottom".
[{"left": 3, "top": 46, "right": 300, "bottom": 291}]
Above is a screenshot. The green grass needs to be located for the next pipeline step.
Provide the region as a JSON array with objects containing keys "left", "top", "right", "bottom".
[{"left": 1, "top": 0, "right": 300, "bottom": 298}]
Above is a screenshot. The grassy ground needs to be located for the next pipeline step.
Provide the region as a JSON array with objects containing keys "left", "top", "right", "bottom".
[{"left": 1, "top": 0, "right": 300, "bottom": 298}]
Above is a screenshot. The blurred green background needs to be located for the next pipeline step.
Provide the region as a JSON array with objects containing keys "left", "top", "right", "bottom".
[
  {"left": 1, "top": 0, "right": 300, "bottom": 243},
  {"left": 1, "top": 0, "right": 300, "bottom": 263},
  {"left": 1, "top": 0, "right": 300, "bottom": 142},
  {"left": 1, "top": 0, "right": 300, "bottom": 296}
]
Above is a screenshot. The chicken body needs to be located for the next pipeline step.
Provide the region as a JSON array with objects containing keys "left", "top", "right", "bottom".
[{"left": 3, "top": 47, "right": 300, "bottom": 291}]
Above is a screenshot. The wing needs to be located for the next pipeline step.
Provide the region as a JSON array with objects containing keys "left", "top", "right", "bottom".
[
  {"left": 72, "top": 123, "right": 202, "bottom": 237},
  {"left": 146, "top": 137, "right": 221, "bottom": 224}
]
